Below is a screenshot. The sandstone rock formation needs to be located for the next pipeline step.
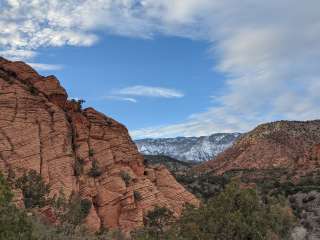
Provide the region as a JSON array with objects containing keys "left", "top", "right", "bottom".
[
  {"left": 200, "top": 120, "right": 320, "bottom": 176},
  {"left": 0, "top": 57, "right": 199, "bottom": 232}
]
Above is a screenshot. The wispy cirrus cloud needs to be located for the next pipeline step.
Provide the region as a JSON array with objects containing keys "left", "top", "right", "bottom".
[
  {"left": 105, "top": 85, "right": 184, "bottom": 103},
  {"left": 103, "top": 96, "right": 138, "bottom": 103},
  {"left": 28, "top": 63, "right": 63, "bottom": 71},
  {"left": 113, "top": 85, "right": 184, "bottom": 99}
]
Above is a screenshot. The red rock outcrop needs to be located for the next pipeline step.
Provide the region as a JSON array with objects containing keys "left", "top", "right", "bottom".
[
  {"left": 0, "top": 57, "right": 199, "bottom": 232},
  {"left": 200, "top": 120, "right": 320, "bottom": 176}
]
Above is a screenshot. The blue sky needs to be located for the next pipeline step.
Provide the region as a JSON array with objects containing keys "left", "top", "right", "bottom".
[
  {"left": 37, "top": 36, "right": 224, "bottom": 133},
  {"left": 1, "top": 0, "right": 320, "bottom": 139}
]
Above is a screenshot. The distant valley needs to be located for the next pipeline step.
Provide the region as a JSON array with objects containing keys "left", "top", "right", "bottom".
[{"left": 135, "top": 133, "right": 241, "bottom": 162}]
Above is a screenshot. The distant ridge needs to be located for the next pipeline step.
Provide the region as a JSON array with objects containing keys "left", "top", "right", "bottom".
[
  {"left": 199, "top": 120, "right": 320, "bottom": 175},
  {"left": 135, "top": 133, "right": 241, "bottom": 162}
]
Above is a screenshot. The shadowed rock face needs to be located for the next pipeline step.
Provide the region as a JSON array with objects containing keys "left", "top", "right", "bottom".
[
  {"left": 199, "top": 120, "right": 320, "bottom": 176},
  {"left": 0, "top": 58, "right": 199, "bottom": 232}
]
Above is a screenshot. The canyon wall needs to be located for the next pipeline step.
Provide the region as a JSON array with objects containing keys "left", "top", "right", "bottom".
[{"left": 0, "top": 57, "right": 199, "bottom": 232}]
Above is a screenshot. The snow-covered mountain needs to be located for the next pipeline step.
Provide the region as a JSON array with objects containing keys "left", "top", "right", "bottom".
[{"left": 135, "top": 133, "right": 241, "bottom": 162}]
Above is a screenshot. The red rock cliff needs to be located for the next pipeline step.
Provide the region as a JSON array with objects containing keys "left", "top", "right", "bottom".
[{"left": 0, "top": 57, "right": 199, "bottom": 232}]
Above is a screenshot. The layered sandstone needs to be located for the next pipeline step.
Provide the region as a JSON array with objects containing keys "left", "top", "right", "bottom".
[
  {"left": 0, "top": 57, "right": 199, "bottom": 232},
  {"left": 201, "top": 120, "right": 320, "bottom": 176}
]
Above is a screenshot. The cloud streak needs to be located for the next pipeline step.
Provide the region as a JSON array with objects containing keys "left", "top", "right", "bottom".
[
  {"left": 28, "top": 63, "right": 63, "bottom": 71},
  {"left": 114, "top": 85, "right": 184, "bottom": 98},
  {"left": 103, "top": 96, "right": 138, "bottom": 103},
  {"left": 104, "top": 85, "right": 184, "bottom": 103}
]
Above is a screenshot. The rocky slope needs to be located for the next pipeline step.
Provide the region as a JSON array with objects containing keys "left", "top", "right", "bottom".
[
  {"left": 0, "top": 57, "right": 199, "bottom": 233},
  {"left": 200, "top": 120, "right": 320, "bottom": 176},
  {"left": 192, "top": 121, "right": 320, "bottom": 239},
  {"left": 135, "top": 133, "right": 241, "bottom": 162}
]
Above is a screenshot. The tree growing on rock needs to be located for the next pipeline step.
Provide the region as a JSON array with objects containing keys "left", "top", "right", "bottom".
[
  {"left": 16, "top": 170, "right": 50, "bottom": 209},
  {"left": 133, "top": 206, "right": 174, "bottom": 240},
  {"left": 0, "top": 173, "right": 33, "bottom": 239}
]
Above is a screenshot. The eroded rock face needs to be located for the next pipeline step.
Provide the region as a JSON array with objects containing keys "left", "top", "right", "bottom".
[
  {"left": 0, "top": 58, "right": 199, "bottom": 232},
  {"left": 201, "top": 120, "right": 320, "bottom": 176}
]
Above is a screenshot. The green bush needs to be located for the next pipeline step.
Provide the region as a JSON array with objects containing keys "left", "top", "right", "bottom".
[
  {"left": 0, "top": 172, "right": 13, "bottom": 205},
  {"left": 70, "top": 99, "right": 86, "bottom": 112},
  {"left": 74, "top": 158, "right": 84, "bottom": 176},
  {"left": 133, "top": 206, "right": 174, "bottom": 240},
  {"left": 29, "top": 86, "right": 38, "bottom": 95},
  {"left": 31, "top": 216, "right": 127, "bottom": 240},
  {"left": 89, "top": 149, "right": 95, "bottom": 157},
  {"left": 120, "top": 171, "right": 131, "bottom": 186},
  {"left": 176, "top": 172, "right": 229, "bottom": 200},
  {"left": 0, "top": 173, "right": 33, "bottom": 240},
  {"left": 133, "top": 181, "right": 296, "bottom": 240},
  {"left": 134, "top": 191, "right": 142, "bottom": 201},
  {"left": 16, "top": 170, "right": 50, "bottom": 209},
  {"left": 62, "top": 194, "right": 92, "bottom": 226},
  {"left": 0, "top": 205, "right": 33, "bottom": 240},
  {"left": 170, "top": 181, "right": 296, "bottom": 240},
  {"left": 88, "top": 160, "right": 102, "bottom": 178}
]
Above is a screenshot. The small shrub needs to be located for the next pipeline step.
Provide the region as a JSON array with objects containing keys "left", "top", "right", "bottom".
[
  {"left": 133, "top": 206, "right": 174, "bottom": 239},
  {"left": 77, "top": 99, "right": 85, "bottom": 110},
  {"left": 7, "top": 167, "right": 16, "bottom": 183},
  {"left": 134, "top": 191, "right": 142, "bottom": 201},
  {"left": 299, "top": 176, "right": 315, "bottom": 186},
  {"left": 62, "top": 194, "right": 92, "bottom": 226},
  {"left": 0, "top": 71, "right": 14, "bottom": 85},
  {"left": 143, "top": 158, "right": 149, "bottom": 165},
  {"left": 0, "top": 201, "right": 33, "bottom": 239},
  {"left": 0, "top": 173, "right": 33, "bottom": 239},
  {"left": 0, "top": 173, "right": 13, "bottom": 206},
  {"left": 89, "top": 149, "right": 95, "bottom": 157},
  {"left": 16, "top": 170, "right": 50, "bottom": 209},
  {"left": 88, "top": 160, "right": 102, "bottom": 178},
  {"left": 51, "top": 189, "right": 67, "bottom": 212},
  {"left": 70, "top": 99, "right": 86, "bottom": 112},
  {"left": 120, "top": 171, "right": 131, "bottom": 186},
  {"left": 80, "top": 199, "right": 92, "bottom": 216},
  {"left": 29, "top": 86, "right": 38, "bottom": 95},
  {"left": 74, "top": 158, "right": 84, "bottom": 176}
]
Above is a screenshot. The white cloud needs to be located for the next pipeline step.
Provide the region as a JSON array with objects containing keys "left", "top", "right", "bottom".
[
  {"left": 1, "top": 0, "right": 320, "bottom": 137},
  {"left": 131, "top": 107, "right": 266, "bottom": 139},
  {"left": 0, "top": 49, "right": 37, "bottom": 61},
  {"left": 113, "top": 85, "right": 184, "bottom": 98},
  {"left": 129, "top": 0, "right": 320, "bottom": 138},
  {"left": 104, "top": 85, "right": 184, "bottom": 104},
  {"left": 28, "top": 63, "right": 63, "bottom": 71},
  {"left": 103, "top": 96, "right": 137, "bottom": 103}
]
